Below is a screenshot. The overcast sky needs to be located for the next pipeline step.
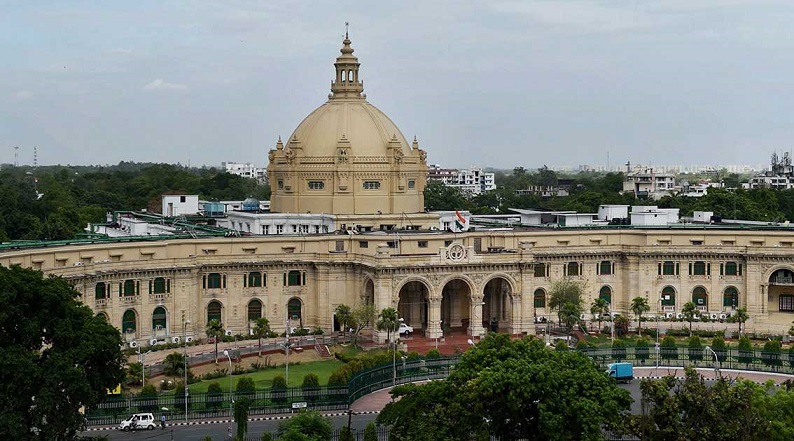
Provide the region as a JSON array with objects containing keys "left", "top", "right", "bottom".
[{"left": 3, "top": 1, "right": 794, "bottom": 170}]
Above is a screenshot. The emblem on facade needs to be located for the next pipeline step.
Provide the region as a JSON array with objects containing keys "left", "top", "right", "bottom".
[{"left": 446, "top": 242, "right": 467, "bottom": 262}]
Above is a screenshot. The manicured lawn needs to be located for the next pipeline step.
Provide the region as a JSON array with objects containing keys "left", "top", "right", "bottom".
[{"left": 187, "top": 359, "right": 343, "bottom": 394}]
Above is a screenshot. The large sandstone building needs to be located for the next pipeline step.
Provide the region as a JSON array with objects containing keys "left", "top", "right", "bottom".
[{"left": 2, "top": 35, "right": 794, "bottom": 345}]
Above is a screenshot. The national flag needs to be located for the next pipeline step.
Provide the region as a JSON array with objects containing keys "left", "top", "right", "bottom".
[{"left": 454, "top": 210, "right": 466, "bottom": 231}]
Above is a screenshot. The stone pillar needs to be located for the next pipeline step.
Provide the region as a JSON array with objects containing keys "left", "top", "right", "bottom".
[
  {"left": 509, "top": 295, "right": 525, "bottom": 335},
  {"left": 427, "top": 297, "right": 442, "bottom": 339},
  {"left": 469, "top": 295, "right": 485, "bottom": 338}
]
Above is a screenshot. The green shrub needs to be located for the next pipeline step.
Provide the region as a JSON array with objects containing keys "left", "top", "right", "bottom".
[
  {"left": 302, "top": 373, "right": 320, "bottom": 403},
  {"left": 160, "top": 379, "right": 176, "bottom": 391},
  {"left": 738, "top": 336, "right": 754, "bottom": 364},
  {"left": 762, "top": 340, "right": 781, "bottom": 367},
  {"left": 611, "top": 340, "right": 626, "bottom": 361},
  {"left": 555, "top": 339, "right": 569, "bottom": 352},
  {"left": 661, "top": 335, "right": 677, "bottom": 360},
  {"left": 260, "top": 433, "right": 274, "bottom": 441},
  {"left": 206, "top": 382, "right": 224, "bottom": 410},
  {"left": 339, "top": 426, "right": 354, "bottom": 441},
  {"left": 271, "top": 374, "right": 287, "bottom": 406},
  {"left": 232, "top": 364, "right": 246, "bottom": 375},
  {"left": 202, "top": 368, "right": 228, "bottom": 381},
  {"left": 688, "top": 335, "right": 703, "bottom": 361},
  {"left": 711, "top": 336, "right": 727, "bottom": 362},
  {"left": 635, "top": 337, "right": 650, "bottom": 363},
  {"left": 363, "top": 422, "right": 378, "bottom": 441},
  {"left": 236, "top": 376, "right": 256, "bottom": 393},
  {"left": 425, "top": 348, "right": 441, "bottom": 359}
]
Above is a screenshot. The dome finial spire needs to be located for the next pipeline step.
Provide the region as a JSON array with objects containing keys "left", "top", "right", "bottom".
[
  {"left": 330, "top": 29, "right": 363, "bottom": 99},
  {"left": 345, "top": 21, "right": 349, "bottom": 40}
]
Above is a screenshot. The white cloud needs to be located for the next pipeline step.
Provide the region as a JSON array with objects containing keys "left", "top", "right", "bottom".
[{"left": 143, "top": 78, "right": 188, "bottom": 91}]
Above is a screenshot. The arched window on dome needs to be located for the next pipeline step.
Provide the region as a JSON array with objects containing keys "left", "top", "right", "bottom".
[{"left": 348, "top": 69, "right": 353, "bottom": 83}]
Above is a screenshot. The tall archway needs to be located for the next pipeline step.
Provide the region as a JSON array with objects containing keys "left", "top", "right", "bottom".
[
  {"left": 692, "top": 286, "right": 708, "bottom": 310},
  {"left": 599, "top": 286, "right": 612, "bottom": 304},
  {"left": 152, "top": 306, "right": 167, "bottom": 332},
  {"left": 661, "top": 286, "right": 676, "bottom": 310},
  {"left": 441, "top": 279, "right": 471, "bottom": 334},
  {"left": 483, "top": 277, "right": 512, "bottom": 332},
  {"left": 207, "top": 300, "right": 222, "bottom": 323},
  {"left": 398, "top": 280, "right": 429, "bottom": 335},
  {"left": 248, "top": 299, "right": 263, "bottom": 322},
  {"left": 363, "top": 278, "right": 375, "bottom": 306},
  {"left": 768, "top": 268, "right": 794, "bottom": 313},
  {"left": 723, "top": 287, "right": 739, "bottom": 310},
  {"left": 288, "top": 297, "right": 303, "bottom": 328},
  {"left": 122, "top": 309, "right": 137, "bottom": 336}
]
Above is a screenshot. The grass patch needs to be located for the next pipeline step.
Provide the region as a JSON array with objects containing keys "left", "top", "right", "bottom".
[{"left": 187, "top": 359, "right": 344, "bottom": 394}]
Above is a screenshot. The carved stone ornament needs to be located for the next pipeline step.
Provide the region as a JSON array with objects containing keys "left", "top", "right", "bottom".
[{"left": 446, "top": 242, "right": 467, "bottom": 262}]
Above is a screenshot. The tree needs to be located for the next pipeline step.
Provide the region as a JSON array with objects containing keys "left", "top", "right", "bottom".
[
  {"left": 630, "top": 297, "right": 651, "bottom": 336},
  {"left": 206, "top": 382, "right": 224, "bottom": 410},
  {"left": 253, "top": 317, "right": 271, "bottom": 357},
  {"left": 590, "top": 297, "right": 609, "bottom": 333},
  {"left": 234, "top": 396, "right": 251, "bottom": 439},
  {"left": 205, "top": 319, "right": 225, "bottom": 364},
  {"left": 730, "top": 307, "right": 749, "bottom": 337},
  {"left": 277, "top": 411, "right": 333, "bottom": 441},
  {"left": 271, "top": 374, "right": 288, "bottom": 406},
  {"left": 126, "top": 361, "right": 143, "bottom": 386},
  {"left": 613, "top": 315, "right": 630, "bottom": 337},
  {"left": 163, "top": 352, "right": 186, "bottom": 378},
  {"left": 376, "top": 307, "right": 400, "bottom": 344},
  {"left": 0, "top": 265, "right": 125, "bottom": 440},
  {"left": 334, "top": 304, "right": 352, "bottom": 337},
  {"left": 363, "top": 422, "right": 378, "bottom": 441},
  {"left": 548, "top": 278, "right": 585, "bottom": 326},
  {"left": 349, "top": 304, "right": 377, "bottom": 347},
  {"left": 378, "top": 333, "right": 631, "bottom": 440},
  {"left": 559, "top": 301, "right": 583, "bottom": 332},
  {"left": 681, "top": 301, "right": 697, "bottom": 336}
]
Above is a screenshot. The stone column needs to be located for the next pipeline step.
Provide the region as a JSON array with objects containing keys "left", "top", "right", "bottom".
[
  {"left": 426, "top": 297, "right": 442, "bottom": 339},
  {"left": 509, "top": 295, "right": 525, "bottom": 335},
  {"left": 469, "top": 295, "right": 485, "bottom": 338}
]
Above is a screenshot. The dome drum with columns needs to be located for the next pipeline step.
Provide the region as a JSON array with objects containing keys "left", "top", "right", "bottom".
[{"left": 268, "top": 32, "right": 427, "bottom": 216}]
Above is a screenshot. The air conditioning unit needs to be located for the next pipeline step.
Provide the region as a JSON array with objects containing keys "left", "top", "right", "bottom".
[
  {"left": 710, "top": 313, "right": 718, "bottom": 320},
  {"left": 225, "top": 330, "right": 233, "bottom": 337},
  {"left": 129, "top": 341, "right": 138, "bottom": 349},
  {"left": 580, "top": 313, "right": 586, "bottom": 320},
  {"left": 719, "top": 313, "right": 727, "bottom": 320},
  {"left": 185, "top": 336, "right": 194, "bottom": 343},
  {"left": 171, "top": 336, "right": 181, "bottom": 344},
  {"left": 676, "top": 313, "right": 684, "bottom": 319},
  {"left": 155, "top": 325, "right": 163, "bottom": 331},
  {"left": 665, "top": 312, "right": 674, "bottom": 319},
  {"left": 149, "top": 338, "right": 158, "bottom": 346}
]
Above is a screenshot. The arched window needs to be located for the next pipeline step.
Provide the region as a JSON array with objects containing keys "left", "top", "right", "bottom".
[
  {"left": 723, "top": 287, "right": 739, "bottom": 308},
  {"left": 692, "top": 287, "right": 708, "bottom": 306},
  {"left": 661, "top": 286, "right": 676, "bottom": 306},
  {"left": 288, "top": 298, "right": 302, "bottom": 320},
  {"left": 599, "top": 286, "right": 612, "bottom": 304},
  {"left": 152, "top": 277, "right": 168, "bottom": 294},
  {"left": 122, "top": 310, "right": 137, "bottom": 334},
  {"left": 95, "top": 282, "right": 107, "bottom": 300},
  {"left": 96, "top": 312, "right": 109, "bottom": 322},
  {"left": 207, "top": 301, "right": 222, "bottom": 323},
  {"left": 152, "top": 306, "right": 167, "bottom": 330},
  {"left": 533, "top": 289, "right": 546, "bottom": 308},
  {"left": 248, "top": 299, "right": 263, "bottom": 321}
]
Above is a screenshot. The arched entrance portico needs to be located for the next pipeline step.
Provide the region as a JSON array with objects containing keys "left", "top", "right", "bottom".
[
  {"left": 768, "top": 268, "right": 794, "bottom": 313},
  {"left": 483, "top": 277, "right": 512, "bottom": 333},
  {"left": 441, "top": 279, "right": 471, "bottom": 335},
  {"left": 398, "top": 280, "right": 429, "bottom": 335}
]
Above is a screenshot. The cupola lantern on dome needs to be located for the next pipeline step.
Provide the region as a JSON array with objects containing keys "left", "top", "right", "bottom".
[{"left": 330, "top": 27, "right": 364, "bottom": 99}]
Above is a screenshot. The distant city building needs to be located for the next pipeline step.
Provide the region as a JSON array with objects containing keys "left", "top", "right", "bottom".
[
  {"left": 427, "top": 164, "right": 495, "bottom": 195},
  {"left": 222, "top": 162, "right": 267, "bottom": 182},
  {"left": 622, "top": 164, "right": 676, "bottom": 199},
  {"left": 162, "top": 195, "right": 199, "bottom": 217},
  {"left": 748, "top": 153, "right": 794, "bottom": 190}
]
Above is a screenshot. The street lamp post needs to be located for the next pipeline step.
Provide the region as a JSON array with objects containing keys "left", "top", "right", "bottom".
[
  {"left": 223, "top": 349, "right": 233, "bottom": 437},
  {"left": 182, "top": 320, "right": 190, "bottom": 423},
  {"left": 136, "top": 350, "right": 150, "bottom": 387},
  {"left": 705, "top": 346, "right": 720, "bottom": 378},
  {"left": 607, "top": 302, "right": 615, "bottom": 345}
]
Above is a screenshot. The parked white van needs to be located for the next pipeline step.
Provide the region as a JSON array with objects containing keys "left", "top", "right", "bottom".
[{"left": 118, "top": 413, "right": 156, "bottom": 431}]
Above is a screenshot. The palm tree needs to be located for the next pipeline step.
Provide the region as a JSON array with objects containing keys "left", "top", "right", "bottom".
[
  {"left": 734, "top": 307, "right": 749, "bottom": 337},
  {"left": 253, "top": 317, "right": 271, "bottom": 357},
  {"left": 163, "top": 352, "right": 186, "bottom": 379},
  {"left": 205, "top": 319, "right": 225, "bottom": 364},
  {"left": 335, "top": 304, "right": 352, "bottom": 337},
  {"left": 630, "top": 297, "right": 651, "bottom": 336},
  {"left": 681, "top": 302, "right": 697, "bottom": 337},
  {"left": 590, "top": 298, "right": 609, "bottom": 332},
  {"left": 376, "top": 307, "right": 400, "bottom": 345}
]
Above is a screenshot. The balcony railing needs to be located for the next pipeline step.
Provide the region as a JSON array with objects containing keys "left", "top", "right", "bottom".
[
  {"left": 770, "top": 276, "right": 794, "bottom": 285},
  {"left": 149, "top": 292, "right": 170, "bottom": 302}
]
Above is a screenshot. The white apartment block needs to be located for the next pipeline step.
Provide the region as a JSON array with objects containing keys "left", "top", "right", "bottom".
[
  {"left": 222, "top": 162, "right": 267, "bottom": 182},
  {"left": 427, "top": 165, "right": 496, "bottom": 195}
]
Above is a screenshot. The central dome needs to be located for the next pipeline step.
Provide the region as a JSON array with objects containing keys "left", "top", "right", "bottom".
[
  {"left": 267, "top": 32, "right": 428, "bottom": 216},
  {"left": 289, "top": 100, "right": 411, "bottom": 158}
]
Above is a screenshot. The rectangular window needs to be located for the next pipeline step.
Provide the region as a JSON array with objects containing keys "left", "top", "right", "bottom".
[
  {"left": 660, "top": 261, "right": 676, "bottom": 276},
  {"left": 408, "top": 180, "right": 415, "bottom": 189},
  {"left": 276, "top": 225, "right": 284, "bottom": 234},
  {"left": 363, "top": 181, "right": 381, "bottom": 190},
  {"left": 359, "top": 241, "right": 369, "bottom": 248},
  {"left": 308, "top": 181, "right": 325, "bottom": 190},
  {"left": 599, "top": 261, "right": 612, "bottom": 275},
  {"left": 780, "top": 295, "right": 794, "bottom": 312},
  {"left": 387, "top": 241, "right": 397, "bottom": 249},
  {"left": 444, "top": 240, "right": 452, "bottom": 247},
  {"left": 534, "top": 264, "right": 547, "bottom": 278},
  {"left": 277, "top": 180, "right": 284, "bottom": 190},
  {"left": 418, "top": 240, "right": 428, "bottom": 248},
  {"left": 473, "top": 238, "right": 482, "bottom": 253},
  {"left": 287, "top": 271, "right": 302, "bottom": 286},
  {"left": 335, "top": 240, "right": 344, "bottom": 252},
  {"left": 180, "top": 196, "right": 186, "bottom": 203}
]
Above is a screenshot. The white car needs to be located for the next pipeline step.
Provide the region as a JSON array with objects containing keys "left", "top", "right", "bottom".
[
  {"left": 398, "top": 323, "right": 414, "bottom": 335},
  {"left": 118, "top": 413, "right": 156, "bottom": 431}
]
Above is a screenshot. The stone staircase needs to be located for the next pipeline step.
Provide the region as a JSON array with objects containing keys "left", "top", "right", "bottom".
[{"left": 314, "top": 344, "right": 332, "bottom": 358}]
